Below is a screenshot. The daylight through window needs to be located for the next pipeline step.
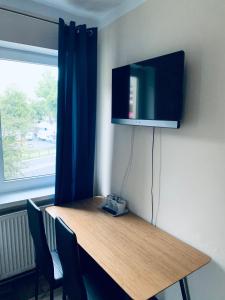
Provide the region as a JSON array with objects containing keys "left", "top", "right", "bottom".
[{"left": 0, "top": 59, "right": 58, "bottom": 181}]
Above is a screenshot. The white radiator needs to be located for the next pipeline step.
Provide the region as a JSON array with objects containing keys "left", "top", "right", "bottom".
[{"left": 0, "top": 206, "right": 56, "bottom": 280}]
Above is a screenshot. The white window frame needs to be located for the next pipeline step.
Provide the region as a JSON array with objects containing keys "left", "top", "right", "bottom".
[{"left": 0, "top": 41, "right": 58, "bottom": 194}]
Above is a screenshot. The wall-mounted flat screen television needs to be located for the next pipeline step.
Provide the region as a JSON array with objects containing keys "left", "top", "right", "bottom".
[{"left": 111, "top": 51, "right": 185, "bottom": 128}]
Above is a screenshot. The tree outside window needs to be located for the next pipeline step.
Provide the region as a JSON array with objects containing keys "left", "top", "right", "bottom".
[{"left": 0, "top": 59, "right": 58, "bottom": 180}]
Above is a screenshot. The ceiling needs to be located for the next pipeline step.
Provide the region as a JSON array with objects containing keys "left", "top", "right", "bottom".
[
  {"left": 32, "top": 0, "right": 124, "bottom": 16},
  {"left": 0, "top": 0, "right": 146, "bottom": 27}
]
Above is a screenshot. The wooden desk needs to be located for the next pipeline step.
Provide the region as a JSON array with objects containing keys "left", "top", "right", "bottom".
[{"left": 46, "top": 197, "right": 210, "bottom": 300}]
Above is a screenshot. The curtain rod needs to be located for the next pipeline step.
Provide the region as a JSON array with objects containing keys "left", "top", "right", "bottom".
[{"left": 0, "top": 6, "right": 59, "bottom": 25}]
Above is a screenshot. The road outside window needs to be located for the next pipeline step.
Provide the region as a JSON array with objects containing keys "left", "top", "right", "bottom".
[{"left": 0, "top": 59, "right": 57, "bottom": 180}]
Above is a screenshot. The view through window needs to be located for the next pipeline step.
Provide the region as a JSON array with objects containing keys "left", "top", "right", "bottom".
[{"left": 0, "top": 59, "right": 57, "bottom": 180}]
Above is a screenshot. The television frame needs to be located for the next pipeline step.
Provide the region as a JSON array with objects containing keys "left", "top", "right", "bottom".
[{"left": 111, "top": 51, "right": 185, "bottom": 129}]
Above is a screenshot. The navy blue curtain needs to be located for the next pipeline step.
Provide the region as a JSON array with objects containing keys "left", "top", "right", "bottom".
[{"left": 55, "top": 18, "right": 97, "bottom": 205}]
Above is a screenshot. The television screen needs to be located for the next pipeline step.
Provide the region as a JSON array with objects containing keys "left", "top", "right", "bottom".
[{"left": 111, "top": 51, "right": 185, "bottom": 128}]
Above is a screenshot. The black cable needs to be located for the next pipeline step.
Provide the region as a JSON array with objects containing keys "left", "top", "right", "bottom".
[{"left": 151, "top": 127, "right": 155, "bottom": 224}]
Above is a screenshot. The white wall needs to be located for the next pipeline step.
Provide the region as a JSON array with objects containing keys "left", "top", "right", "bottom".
[
  {"left": 95, "top": 0, "right": 225, "bottom": 299},
  {"left": 0, "top": 6, "right": 95, "bottom": 49}
]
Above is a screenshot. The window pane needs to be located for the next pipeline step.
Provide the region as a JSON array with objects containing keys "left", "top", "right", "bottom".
[{"left": 0, "top": 60, "right": 57, "bottom": 180}]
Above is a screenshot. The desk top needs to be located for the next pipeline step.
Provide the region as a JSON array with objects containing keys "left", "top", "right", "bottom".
[{"left": 46, "top": 197, "right": 210, "bottom": 300}]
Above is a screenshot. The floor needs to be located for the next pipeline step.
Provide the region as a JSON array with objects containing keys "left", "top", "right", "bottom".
[
  {"left": 29, "top": 288, "right": 62, "bottom": 300},
  {"left": 0, "top": 271, "right": 60, "bottom": 300}
]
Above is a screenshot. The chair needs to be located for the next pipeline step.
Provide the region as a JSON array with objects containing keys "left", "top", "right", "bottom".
[
  {"left": 27, "top": 200, "right": 63, "bottom": 300},
  {"left": 55, "top": 217, "right": 131, "bottom": 300},
  {"left": 55, "top": 217, "right": 86, "bottom": 300}
]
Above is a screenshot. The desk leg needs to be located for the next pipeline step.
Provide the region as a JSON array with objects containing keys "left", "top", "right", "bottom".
[{"left": 179, "top": 278, "right": 191, "bottom": 300}]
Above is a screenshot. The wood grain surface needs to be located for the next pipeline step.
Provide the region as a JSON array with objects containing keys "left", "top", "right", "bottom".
[{"left": 46, "top": 197, "right": 210, "bottom": 300}]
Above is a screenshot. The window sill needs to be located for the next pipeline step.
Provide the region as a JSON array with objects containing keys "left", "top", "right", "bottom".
[{"left": 0, "top": 186, "right": 55, "bottom": 212}]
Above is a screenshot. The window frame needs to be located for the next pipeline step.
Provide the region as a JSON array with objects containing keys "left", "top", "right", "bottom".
[{"left": 0, "top": 41, "right": 58, "bottom": 194}]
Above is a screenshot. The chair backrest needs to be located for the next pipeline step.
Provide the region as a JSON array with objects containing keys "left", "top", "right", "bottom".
[
  {"left": 27, "top": 199, "right": 54, "bottom": 283},
  {"left": 55, "top": 217, "right": 87, "bottom": 300}
]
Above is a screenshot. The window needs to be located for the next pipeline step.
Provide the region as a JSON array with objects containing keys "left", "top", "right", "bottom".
[{"left": 0, "top": 43, "right": 58, "bottom": 194}]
